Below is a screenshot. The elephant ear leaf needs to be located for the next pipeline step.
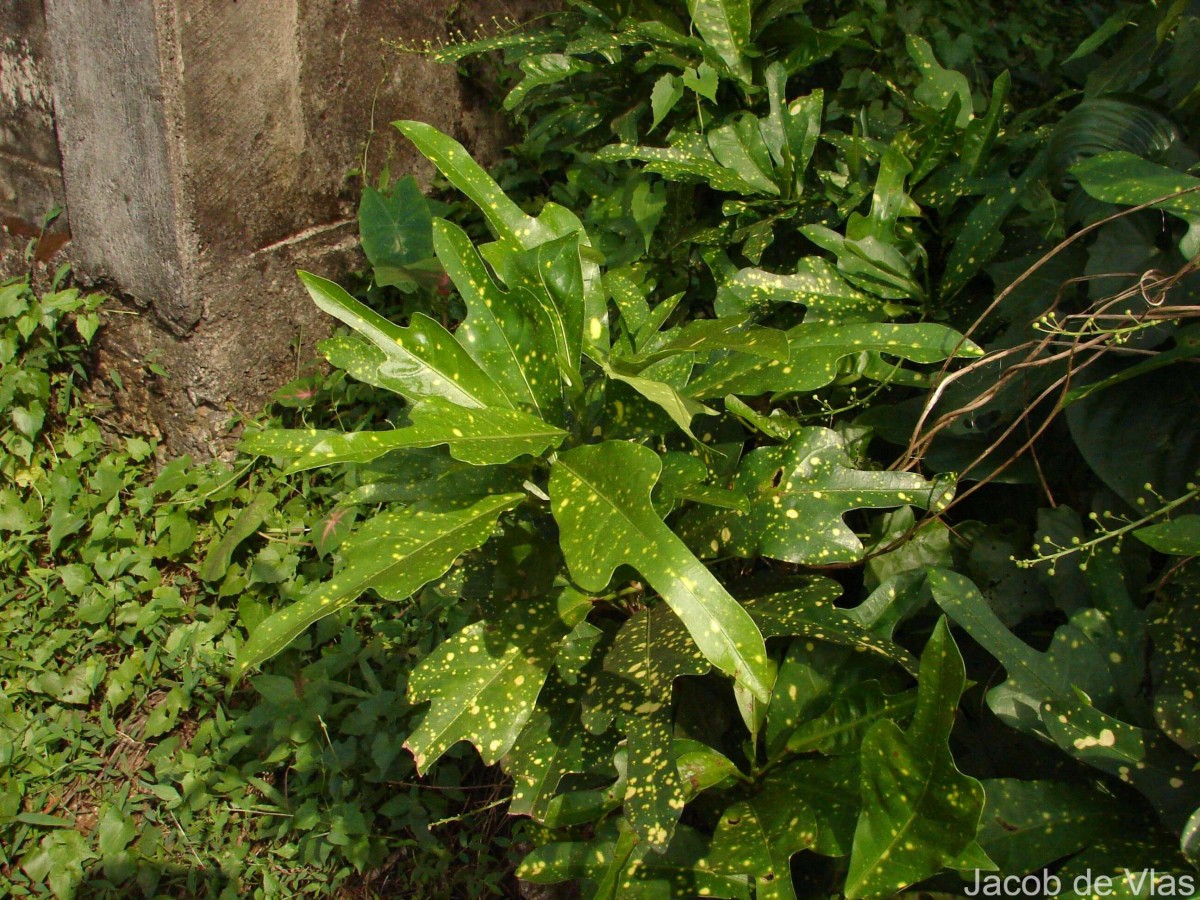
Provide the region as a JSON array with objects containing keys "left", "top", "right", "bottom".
[
  {"left": 845, "top": 618, "right": 990, "bottom": 898},
  {"left": 550, "top": 441, "right": 772, "bottom": 704}
]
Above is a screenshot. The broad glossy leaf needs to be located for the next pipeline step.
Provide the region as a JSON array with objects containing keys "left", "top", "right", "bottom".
[
  {"left": 433, "top": 219, "right": 564, "bottom": 420},
  {"left": 1149, "top": 576, "right": 1200, "bottom": 755},
  {"left": 505, "top": 53, "right": 595, "bottom": 110},
  {"left": 629, "top": 316, "right": 789, "bottom": 368},
  {"left": 404, "top": 588, "right": 591, "bottom": 772},
  {"left": 232, "top": 494, "right": 522, "bottom": 678},
  {"left": 929, "top": 568, "right": 1200, "bottom": 830},
  {"left": 681, "top": 427, "right": 947, "bottom": 565},
  {"left": 801, "top": 226, "right": 925, "bottom": 302},
  {"left": 714, "top": 260, "right": 885, "bottom": 323},
  {"left": 346, "top": 449, "right": 525, "bottom": 506},
  {"left": 299, "top": 271, "right": 512, "bottom": 409},
  {"left": 604, "top": 364, "right": 717, "bottom": 439},
  {"left": 551, "top": 442, "right": 772, "bottom": 703},
  {"left": 976, "top": 779, "right": 1109, "bottom": 875},
  {"left": 582, "top": 604, "right": 712, "bottom": 849},
  {"left": 687, "top": 0, "right": 752, "bottom": 82},
  {"left": 395, "top": 121, "right": 570, "bottom": 249},
  {"left": 761, "top": 756, "right": 862, "bottom": 858},
  {"left": 319, "top": 334, "right": 408, "bottom": 394},
  {"left": 765, "top": 638, "right": 886, "bottom": 756},
  {"left": 747, "top": 587, "right": 919, "bottom": 673},
  {"left": 845, "top": 619, "right": 989, "bottom": 899},
  {"left": 596, "top": 142, "right": 764, "bottom": 194},
  {"left": 359, "top": 178, "right": 434, "bottom": 273},
  {"left": 675, "top": 738, "right": 740, "bottom": 797},
  {"left": 707, "top": 120, "right": 781, "bottom": 196},
  {"left": 482, "top": 231, "right": 593, "bottom": 371},
  {"left": 786, "top": 680, "right": 918, "bottom": 756},
  {"left": 519, "top": 822, "right": 751, "bottom": 898},
  {"left": 704, "top": 795, "right": 819, "bottom": 900},
  {"left": 907, "top": 36, "right": 973, "bottom": 127},
  {"left": 1072, "top": 151, "right": 1200, "bottom": 257},
  {"left": 686, "top": 323, "right": 980, "bottom": 400},
  {"left": 277, "top": 400, "right": 566, "bottom": 472},
  {"left": 1136, "top": 514, "right": 1200, "bottom": 557}
]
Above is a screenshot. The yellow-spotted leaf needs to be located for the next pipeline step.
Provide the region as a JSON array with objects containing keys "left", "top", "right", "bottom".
[
  {"left": 298, "top": 271, "right": 512, "bottom": 409},
  {"left": 232, "top": 494, "right": 522, "bottom": 680},
  {"left": 686, "top": 322, "right": 980, "bottom": 400},
  {"left": 704, "top": 795, "right": 819, "bottom": 900},
  {"left": 844, "top": 619, "right": 989, "bottom": 899},
  {"left": 503, "top": 678, "right": 619, "bottom": 822},
  {"left": 551, "top": 441, "right": 772, "bottom": 704},
  {"left": 395, "top": 121, "right": 564, "bottom": 250},
  {"left": 715, "top": 258, "right": 886, "bottom": 323},
  {"left": 404, "top": 588, "right": 591, "bottom": 773},
  {"left": 687, "top": 0, "right": 752, "bottom": 83},
  {"left": 581, "top": 604, "right": 712, "bottom": 850},
  {"left": 433, "top": 219, "right": 565, "bottom": 420},
  {"left": 275, "top": 400, "right": 566, "bottom": 473},
  {"left": 681, "top": 427, "right": 947, "bottom": 565}
]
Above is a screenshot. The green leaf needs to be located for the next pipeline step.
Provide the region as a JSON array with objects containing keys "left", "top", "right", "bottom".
[
  {"left": 681, "top": 427, "right": 948, "bottom": 565},
  {"left": 687, "top": 0, "right": 752, "bottom": 82},
  {"left": 582, "top": 604, "right": 711, "bottom": 849},
  {"left": 688, "top": 322, "right": 978, "bottom": 400},
  {"left": 604, "top": 363, "right": 717, "bottom": 439},
  {"left": 650, "top": 73, "right": 684, "bottom": 131},
  {"left": 505, "top": 53, "right": 595, "bottom": 110},
  {"left": 278, "top": 400, "right": 566, "bottom": 472},
  {"left": 1136, "top": 515, "right": 1200, "bottom": 557},
  {"left": 551, "top": 442, "right": 772, "bottom": 703},
  {"left": 233, "top": 494, "right": 523, "bottom": 678},
  {"left": 705, "top": 794, "right": 819, "bottom": 899},
  {"left": 929, "top": 567, "right": 1200, "bottom": 831},
  {"left": 404, "top": 588, "right": 591, "bottom": 772},
  {"left": 359, "top": 178, "right": 434, "bottom": 272},
  {"left": 298, "top": 271, "right": 512, "bottom": 409},
  {"left": 434, "top": 219, "right": 565, "bottom": 420},
  {"left": 1071, "top": 151, "right": 1200, "bottom": 258},
  {"left": 199, "top": 491, "right": 275, "bottom": 582},
  {"left": 1149, "top": 577, "right": 1200, "bottom": 755},
  {"left": 976, "top": 779, "right": 1109, "bottom": 875},
  {"left": 504, "top": 678, "right": 617, "bottom": 822},
  {"left": 845, "top": 619, "right": 989, "bottom": 898},
  {"left": 395, "top": 121, "right": 572, "bottom": 250},
  {"left": 760, "top": 756, "right": 862, "bottom": 858},
  {"left": 715, "top": 259, "right": 884, "bottom": 323},
  {"left": 682, "top": 63, "right": 719, "bottom": 102},
  {"left": 786, "top": 680, "right": 918, "bottom": 756},
  {"left": 907, "top": 36, "right": 973, "bottom": 128},
  {"left": 596, "top": 142, "right": 764, "bottom": 194}
]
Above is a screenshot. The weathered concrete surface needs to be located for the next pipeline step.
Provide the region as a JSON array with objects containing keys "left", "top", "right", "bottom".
[
  {"left": 16, "top": 0, "right": 545, "bottom": 459},
  {"left": 0, "top": 0, "right": 65, "bottom": 224}
]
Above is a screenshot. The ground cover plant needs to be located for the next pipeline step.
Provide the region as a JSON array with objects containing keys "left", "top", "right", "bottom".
[
  {"left": 230, "top": 0, "right": 1200, "bottom": 895},
  {"left": 3, "top": 0, "right": 1200, "bottom": 897},
  {"left": 0, "top": 264, "right": 532, "bottom": 897}
]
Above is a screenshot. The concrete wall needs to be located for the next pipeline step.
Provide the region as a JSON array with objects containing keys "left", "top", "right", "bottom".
[
  {"left": 1, "top": 0, "right": 545, "bottom": 458},
  {"left": 0, "top": 0, "right": 64, "bottom": 224}
]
